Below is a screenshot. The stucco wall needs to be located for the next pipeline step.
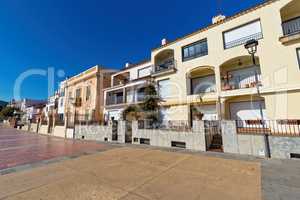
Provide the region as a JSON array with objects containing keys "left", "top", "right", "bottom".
[
  {"left": 66, "top": 128, "right": 74, "bottom": 139},
  {"left": 29, "top": 123, "right": 38, "bottom": 133},
  {"left": 150, "top": 0, "right": 300, "bottom": 120},
  {"left": 38, "top": 125, "right": 49, "bottom": 135},
  {"left": 132, "top": 121, "right": 206, "bottom": 151},
  {"left": 53, "top": 126, "right": 66, "bottom": 138}
]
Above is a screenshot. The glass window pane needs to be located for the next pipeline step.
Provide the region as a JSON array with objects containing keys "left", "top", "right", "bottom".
[{"left": 183, "top": 48, "right": 189, "bottom": 58}]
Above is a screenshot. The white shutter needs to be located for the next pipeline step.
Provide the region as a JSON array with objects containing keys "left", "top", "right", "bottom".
[{"left": 224, "top": 20, "right": 262, "bottom": 48}]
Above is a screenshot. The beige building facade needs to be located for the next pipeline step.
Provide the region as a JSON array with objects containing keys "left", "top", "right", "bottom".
[
  {"left": 103, "top": 61, "right": 152, "bottom": 120},
  {"left": 149, "top": 0, "right": 300, "bottom": 122},
  {"left": 64, "top": 66, "right": 116, "bottom": 122}
]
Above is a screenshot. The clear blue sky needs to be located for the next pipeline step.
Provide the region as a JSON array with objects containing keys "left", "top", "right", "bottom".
[{"left": 0, "top": 0, "right": 264, "bottom": 101}]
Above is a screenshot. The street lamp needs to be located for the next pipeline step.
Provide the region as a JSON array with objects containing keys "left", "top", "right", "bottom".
[
  {"left": 244, "top": 39, "right": 258, "bottom": 65},
  {"left": 244, "top": 39, "right": 271, "bottom": 158}
]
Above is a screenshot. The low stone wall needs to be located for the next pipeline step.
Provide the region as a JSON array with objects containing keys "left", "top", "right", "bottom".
[
  {"left": 132, "top": 121, "right": 206, "bottom": 151},
  {"left": 22, "top": 125, "right": 29, "bottom": 132},
  {"left": 222, "top": 121, "right": 266, "bottom": 157},
  {"left": 221, "top": 120, "right": 300, "bottom": 159},
  {"left": 66, "top": 128, "right": 74, "bottom": 139},
  {"left": 38, "top": 125, "right": 49, "bottom": 135},
  {"left": 29, "top": 123, "right": 38, "bottom": 133},
  {"left": 53, "top": 126, "right": 66, "bottom": 138},
  {"left": 74, "top": 124, "right": 113, "bottom": 142},
  {"left": 269, "top": 136, "right": 300, "bottom": 159}
]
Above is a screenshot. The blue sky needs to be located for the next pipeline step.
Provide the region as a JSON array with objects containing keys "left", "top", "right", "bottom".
[{"left": 0, "top": 0, "right": 264, "bottom": 101}]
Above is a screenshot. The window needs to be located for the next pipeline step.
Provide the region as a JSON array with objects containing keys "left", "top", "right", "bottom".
[
  {"left": 182, "top": 39, "right": 208, "bottom": 61},
  {"left": 86, "top": 86, "right": 91, "bottom": 101},
  {"left": 158, "top": 79, "right": 171, "bottom": 99},
  {"left": 191, "top": 75, "right": 216, "bottom": 94},
  {"left": 138, "top": 66, "right": 152, "bottom": 78},
  {"left": 297, "top": 48, "right": 300, "bottom": 68},
  {"left": 75, "top": 88, "right": 81, "bottom": 98},
  {"left": 223, "top": 20, "right": 263, "bottom": 49}
]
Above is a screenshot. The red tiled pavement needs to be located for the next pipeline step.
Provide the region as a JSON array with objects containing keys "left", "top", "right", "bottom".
[{"left": 0, "top": 126, "right": 108, "bottom": 170}]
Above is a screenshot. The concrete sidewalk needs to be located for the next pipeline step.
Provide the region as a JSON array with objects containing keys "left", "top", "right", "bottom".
[{"left": 0, "top": 147, "right": 261, "bottom": 200}]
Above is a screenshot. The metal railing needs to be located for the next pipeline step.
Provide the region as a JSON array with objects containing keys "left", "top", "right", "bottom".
[
  {"left": 106, "top": 95, "right": 124, "bottom": 105},
  {"left": 152, "top": 59, "right": 176, "bottom": 74},
  {"left": 138, "top": 120, "right": 191, "bottom": 132},
  {"left": 282, "top": 17, "right": 300, "bottom": 36},
  {"left": 222, "top": 73, "right": 262, "bottom": 91},
  {"left": 236, "top": 120, "right": 300, "bottom": 136},
  {"left": 74, "top": 114, "right": 108, "bottom": 126},
  {"left": 224, "top": 32, "right": 263, "bottom": 49}
]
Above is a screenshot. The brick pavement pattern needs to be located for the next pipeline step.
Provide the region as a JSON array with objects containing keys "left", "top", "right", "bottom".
[{"left": 0, "top": 126, "right": 106, "bottom": 170}]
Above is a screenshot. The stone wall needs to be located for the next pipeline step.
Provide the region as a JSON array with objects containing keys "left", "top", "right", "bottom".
[
  {"left": 132, "top": 121, "right": 206, "bottom": 151},
  {"left": 221, "top": 120, "right": 300, "bottom": 159},
  {"left": 29, "top": 123, "right": 38, "bottom": 133},
  {"left": 221, "top": 121, "right": 266, "bottom": 157},
  {"left": 22, "top": 125, "right": 29, "bottom": 132},
  {"left": 74, "top": 124, "right": 113, "bottom": 142},
  {"left": 66, "top": 128, "right": 74, "bottom": 139},
  {"left": 269, "top": 136, "right": 300, "bottom": 159},
  {"left": 38, "top": 125, "right": 49, "bottom": 135}
]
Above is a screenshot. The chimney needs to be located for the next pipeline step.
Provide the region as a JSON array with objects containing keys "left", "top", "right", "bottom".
[
  {"left": 125, "top": 62, "right": 131, "bottom": 68},
  {"left": 212, "top": 14, "right": 226, "bottom": 24},
  {"left": 161, "top": 38, "right": 168, "bottom": 46}
]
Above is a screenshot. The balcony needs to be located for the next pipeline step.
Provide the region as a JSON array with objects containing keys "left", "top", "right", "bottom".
[
  {"left": 279, "top": 0, "right": 300, "bottom": 44},
  {"left": 220, "top": 56, "right": 262, "bottom": 93},
  {"left": 106, "top": 91, "right": 124, "bottom": 106},
  {"left": 112, "top": 72, "right": 130, "bottom": 87},
  {"left": 280, "top": 17, "right": 300, "bottom": 44},
  {"left": 151, "top": 59, "right": 177, "bottom": 77},
  {"left": 222, "top": 73, "right": 261, "bottom": 91}
]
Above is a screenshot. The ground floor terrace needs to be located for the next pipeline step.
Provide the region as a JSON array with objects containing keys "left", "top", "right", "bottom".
[{"left": 0, "top": 125, "right": 299, "bottom": 200}]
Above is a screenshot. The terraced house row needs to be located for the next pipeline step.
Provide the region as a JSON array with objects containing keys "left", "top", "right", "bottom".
[
  {"left": 102, "top": 0, "right": 300, "bottom": 124},
  {"left": 15, "top": 0, "right": 300, "bottom": 159},
  {"left": 47, "top": 0, "right": 299, "bottom": 126}
]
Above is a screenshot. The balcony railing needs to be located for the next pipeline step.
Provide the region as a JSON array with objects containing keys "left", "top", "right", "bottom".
[
  {"left": 75, "top": 98, "right": 82, "bottom": 107},
  {"left": 222, "top": 73, "right": 262, "bottom": 91},
  {"left": 236, "top": 119, "right": 300, "bottom": 137},
  {"left": 152, "top": 59, "right": 176, "bottom": 75},
  {"left": 282, "top": 17, "right": 300, "bottom": 36},
  {"left": 106, "top": 95, "right": 124, "bottom": 106},
  {"left": 224, "top": 32, "right": 263, "bottom": 49}
]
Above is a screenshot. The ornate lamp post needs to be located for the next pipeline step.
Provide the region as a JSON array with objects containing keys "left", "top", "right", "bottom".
[{"left": 244, "top": 39, "right": 271, "bottom": 158}]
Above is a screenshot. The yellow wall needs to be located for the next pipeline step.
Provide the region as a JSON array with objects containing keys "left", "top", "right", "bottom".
[{"left": 150, "top": 0, "right": 300, "bottom": 120}]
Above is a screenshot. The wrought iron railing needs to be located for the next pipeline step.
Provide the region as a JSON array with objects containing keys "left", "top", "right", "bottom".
[
  {"left": 224, "top": 32, "right": 263, "bottom": 49},
  {"left": 106, "top": 95, "right": 124, "bottom": 105},
  {"left": 152, "top": 59, "right": 176, "bottom": 74},
  {"left": 282, "top": 17, "right": 300, "bottom": 36},
  {"left": 222, "top": 73, "right": 262, "bottom": 91},
  {"left": 236, "top": 120, "right": 300, "bottom": 136}
]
